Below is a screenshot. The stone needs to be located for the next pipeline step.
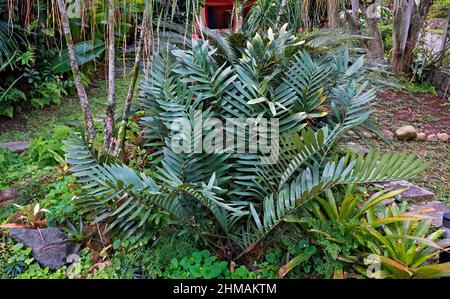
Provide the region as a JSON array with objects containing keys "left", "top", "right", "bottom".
[
  {"left": 427, "top": 134, "right": 438, "bottom": 142},
  {"left": 95, "top": 114, "right": 107, "bottom": 120},
  {"left": 416, "top": 132, "right": 427, "bottom": 141},
  {"left": 339, "top": 142, "right": 369, "bottom": 154},
  {"left": 362, "top": 131, "right": 374, "bottom": 139},
  {"left": 346, "top": 130, "right": 360, "bottom": 139},
  {"left": 0, "top": 188, "right": 18, "bottom": 207},
  {"left": 8, "top": 227, "right": 80, "bottom": 270},
  {"left": 382, "top": 181, "right": 435, "bottom": 202},
  {"left": 408, "top": 201, "right": 450, "bottom": 226},
  {"left": 395, "top": 125, "right": 417, "bottom": 141},
  {"left": 382, "top": 129, "right": 394, "bottom": 140},
  {"left": 64, "top": 121, "right": 81, "bottom": 128},
  {"left": 0, "top": 141, "right": 30, "bottom": 154},
  {"left": 437, "top": 133, "right": 449, "bottom": 142},
  {"left": 430, "top": 68, "right": 450, "bottom": 95}
]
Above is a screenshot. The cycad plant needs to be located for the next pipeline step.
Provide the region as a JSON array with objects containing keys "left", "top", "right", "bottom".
[{"left": 64, "top": 25, "right": 428, "bottom": 257}]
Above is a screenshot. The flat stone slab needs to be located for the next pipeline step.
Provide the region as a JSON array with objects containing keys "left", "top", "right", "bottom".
[
  {"left": 0, "top": 141, "right": 30, "bottom": 154},
  {"left": 64, "top": 121, "right": 82, "bottom": 127},
  {"left": 382, "top": 181, "right": 435, "bottom": 202},
  {"left": 408, "top": 201, "right": 450, "bottom": 226},
  {"left": 339, "top": 142, "right": 369, "bottom": 154},
  {"left": 95, "top": 114, "right": 106, "bottom": 120},
  {"left": 8, "top": 227, "right": 80, "bottom": 270}
]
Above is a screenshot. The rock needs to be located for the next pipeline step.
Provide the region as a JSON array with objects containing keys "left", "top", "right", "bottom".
[
  {"left": 416, "top": 132, "right": 427, "bottom": 141},
  {"left": 8, "top": 227, "right": 80, "bottom": 270},
  {"left": 382, "top": 181, "right": 435, "bottom": 202},
  {"left": 395, "top": 125, "right": 417, "bottom": 141},
  {"left": 408, "top": 201, "right": 450, "bottom": 226},
  {"left": 64, "top": 121, "right": 81, "bottom": 128},
  {"left": 0, "top": 188, "right": 18, "bottom": 208},
  {"left": 437, "top": 133, "right": 449, "bottom": 142},
  {"left": 429, "top": 68, "right": 450, "bottom": 95},
  {"left": 339, "top": 142, "right": 369, "bottom": 154},
  {"left": 427, "top": 134, "right": 438, "bottom": 142},
  {"left": 362, "top": 131, "right": 374, "bottom": 139},
  {"left": 382, "top": 129, "right": 394, "bottom": 140},
  {"left": 0, "top": 141, "right": 30, "bottom": 154},
  {"left": 347, "top": 130, "right": 360, "bottom": 139}
]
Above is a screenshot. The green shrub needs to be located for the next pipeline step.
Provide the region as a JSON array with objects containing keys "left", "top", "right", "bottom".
[
  {"left": 41, "top": 175, "right": 79, "bottom": 225},
  {"left": 0, "top": 148, "right": 48, "bottom": 202},
  {"left": 379, "top": 23, "right": 393, "bottom": 54},
  {"left": 30, "top": 81, "right": 67, "bottom": 108},
  {"left": 0, "top": 147, "right": 24, "bottom": 175},
  {"left": 429, "top": 0, "right": 450, "bottom": 18},
  {"left": 26, "top": 125, "right": 71, "bottom": 166},
  {"left": 0, "top": 147, "right": 57, "bottom": 204},
  {"left": 0, "top": 88, "right": 27, "bottom": 118}
]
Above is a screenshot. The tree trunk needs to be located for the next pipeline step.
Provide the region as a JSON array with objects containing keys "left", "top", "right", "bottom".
[
  {"left": 344, "top": 0, "right": 360, "bottom": 34},
  {"left": 275, "top": 0, "right": 288, "bottom": 28},
  {"left": 301, "top": 0, "right": 310, "bottom": 29},
  {"left": 361, "top": 3, "right": 384, "bottom": 59},
  {"left": 327, "top": 0, "right": 341, "bottom": 28},
  {"left": 437, "top": 17, "right": 448, "bottom": 67},
  {"left": 114, "top": 6, "right": 148, "bottom": 158},
  {"left": 56, "top": 0, "right": 95, "bottom": 142},
  {"left": 104, "top": 0, "right": 116, "bottom": 152},
  {"left": 351, "top": 0, "right": 360, "bottom": 26},
  {"left": 392, "top": 0, "right": 434, "bottom": 74}
]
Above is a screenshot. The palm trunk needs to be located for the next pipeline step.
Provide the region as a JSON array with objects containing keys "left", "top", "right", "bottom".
[
  {"left": 275, "top": 0, "right": 288, "bottom": 28},
  {"left": 392, "top": 0, "right": 433, "bottom": 74},
  {"left": 114, "top": 6, "right": 148, "bottom": 158},
  {"left": 56, "top": 0, "right": 95, "bottom": 142},
  {"left": 104, "top": 0, "right": 116, "bottom": 152}
]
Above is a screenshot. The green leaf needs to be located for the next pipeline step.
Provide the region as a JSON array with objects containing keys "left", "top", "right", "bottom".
[
  {"left": 278, "top": 252, "right": 314, "bottom": 278},
  {"left": 52, "top": 40, "right": 105, "bottom": 73},
  {"left": 414, "top": 262, "right": 450, "bottom": 279}
]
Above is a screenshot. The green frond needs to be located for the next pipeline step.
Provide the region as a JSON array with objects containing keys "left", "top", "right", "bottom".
[
  {"left": 64, "top": 134, "right": 245, "bottom": 236},
  {"left": 172, "top": 40, "right": 237, "bottom": 101},
  {"left": 284, "top": 50, "right": 331, "bottom": 113},
  {"left": 252, "top": 151, "right": 428, "bottom": 234}
]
